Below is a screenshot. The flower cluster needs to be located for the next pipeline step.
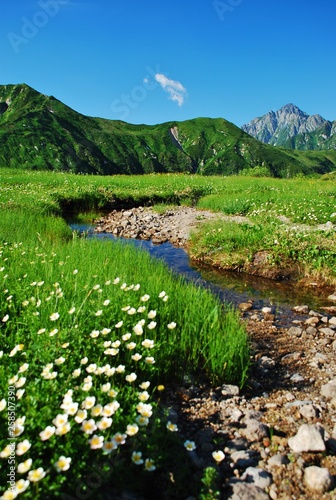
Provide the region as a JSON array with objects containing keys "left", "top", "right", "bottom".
[{"left": 0, "top": 243, "right": 179, "bottom": 498}]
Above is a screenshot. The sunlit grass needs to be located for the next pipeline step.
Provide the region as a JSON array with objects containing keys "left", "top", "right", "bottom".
[
  {"left": 0, "top": 204, "right": 249, "bottom": 498},
  {"left": 189, "top": 219, "right": 336, "bottom": 284},
  {"left": 196, "top": 177, "right": 336, "bottom": 225},
  {"left": 0, "top": 212, "right": 72, "bottom": 246},
  {"left": 1, "top": 168, "right": 336, "bottom": 497},
  {"left": 1, "top": 169, "right": 335, "bottom": 225},
  {"left": 0, "top": 240, "right": 188, "bottom": 498}
]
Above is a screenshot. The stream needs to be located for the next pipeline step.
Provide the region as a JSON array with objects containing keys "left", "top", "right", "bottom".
[{"left": 71, "top": 223, "right": 331, "bottom": 328}]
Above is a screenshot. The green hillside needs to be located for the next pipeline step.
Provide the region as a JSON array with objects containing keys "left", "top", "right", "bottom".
[
  {"left": 1, "top": 83, "right": 336, "bottom": 176},
  {"left": 282, "top": 121, "right": 336, "bottom": 150}
]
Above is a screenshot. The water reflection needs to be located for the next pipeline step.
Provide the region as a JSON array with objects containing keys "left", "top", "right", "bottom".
[
  {"left": 71, "top": 223, "right": 329, "bottom": 326},
  {"left": 197, "top": 265, "right": 328, "bottom": 310}
]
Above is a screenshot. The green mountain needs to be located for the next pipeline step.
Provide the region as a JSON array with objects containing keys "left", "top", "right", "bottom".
[
  {"left": 1, "top": 84, "right": 336, "bottom": 177},
  {"left": 282, "top": 120, "right": 336, "bottom": 150}
]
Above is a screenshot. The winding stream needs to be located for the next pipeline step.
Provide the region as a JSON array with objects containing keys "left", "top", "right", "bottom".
[{"left": 71, "top": 223, "right": 330, "bottom": 327}]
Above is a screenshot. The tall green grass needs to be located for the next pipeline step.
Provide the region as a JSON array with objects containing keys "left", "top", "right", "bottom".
[
  {"left": 0, "top": 212, "right": 72, "bottom": 245},
  {"left": 1, "top": 169, "right": 335, "bottom": 225},
  {"left": 189, "top": 218, "right": 336, "bottom": 284},
  {"left": 196, "top": 176, "right": 336, "bottom": 224},
  {"left": 192, "top": 176, "right": 336, "bottom": 283},
  {"left": 190, "top": 221, "right": 270, "bottom": 265},
  {"left": 0, "top": 169, "right": 251, "bottom": 499},
  {"left": 0, "top": 169, "right": 216, "bottom": 216},
  {"left": 0, "top": 237, "right": 249, "bottom": 499},
  {"left": 0, "top": 235, "right": 248, "bottom": 385},
  {"left": 1, "top": 168, "right": 335, "bottom": 497}
]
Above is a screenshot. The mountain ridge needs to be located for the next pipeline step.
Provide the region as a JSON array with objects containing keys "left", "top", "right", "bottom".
[
  {"left": 1, "top": 83, "right": 336, "bottom": 177},
  {"left": 242, "top": 104, "right": 336, "bottom": 150}
]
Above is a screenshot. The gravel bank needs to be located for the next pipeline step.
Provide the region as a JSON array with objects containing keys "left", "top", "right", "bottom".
[
  {"left": 160, "top": 303, "right": 336, "bottom": 499},
  {"left": 96, "top": 206, "right": 336, "bottom": 498}
]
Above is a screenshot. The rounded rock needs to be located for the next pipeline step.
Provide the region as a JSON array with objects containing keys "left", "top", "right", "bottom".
[
  {"left": 221, "top": 384, "right": 240, "bottom": 398},
  {"left": 230, "top": 482, "right": 270, "bottom": 500},
  {"left": 241, "top": 467, "right": 273, "bottom": 489},
  {"left": 321, "top": 379, "right": 336, "bottom": 399},
  {"left": 304, "top": 466, "right": 334, "bottom": 492},
  {"left": 267, "top": 454, "right": 289, "bottom": 468},
  {"left": 288, "top": 424, "right": 326, "bottom": 453}
]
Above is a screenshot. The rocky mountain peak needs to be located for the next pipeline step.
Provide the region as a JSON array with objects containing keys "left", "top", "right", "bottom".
[
  {"left": 278, "top": 103, "right": 307, "bottom": 116},
  {"left": 242, "top": 104, "right": 334, "bottom": 148}
]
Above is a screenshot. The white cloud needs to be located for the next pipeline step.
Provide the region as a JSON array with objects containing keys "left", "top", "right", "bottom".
[{"left": 155, "top": 73, "right": 187, "bottom": 107}]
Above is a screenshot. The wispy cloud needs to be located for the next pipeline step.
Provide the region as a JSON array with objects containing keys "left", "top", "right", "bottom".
[{"left": 154, "top": 73, "right": 187, "bottom": 107}]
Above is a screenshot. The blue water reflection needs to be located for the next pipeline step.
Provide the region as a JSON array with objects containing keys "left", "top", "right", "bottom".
[{"left": 70, "top": 223, "right": 328, "bottom": 326}]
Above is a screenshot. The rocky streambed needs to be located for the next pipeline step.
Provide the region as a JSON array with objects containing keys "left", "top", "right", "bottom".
[
  {"left": 160, "top": 304, "right": 336, "bottom": 499},
  {"left": 95, "top": 206, "right": 336, "bottom": 284},
  {"left": 104, "top": 303, "right": 336, "bottom": 500},
  {"left": 95, "top": 207, "right": 336, "bottom": 499},
  {"left": 95, "top": 206, "right": 248, "bottom": 247}
]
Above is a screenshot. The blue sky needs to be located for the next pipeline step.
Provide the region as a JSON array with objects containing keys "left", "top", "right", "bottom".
[{"left": 1, "top": 0, "right": 336, "bottom": 126}]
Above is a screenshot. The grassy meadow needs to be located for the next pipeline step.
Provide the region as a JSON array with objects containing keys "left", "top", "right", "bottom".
[
  {"left": 0, "top": 170, "right": 248, "bottom": 499},
  {"left": 192, "top": 176, "right": 336, "bottom": 284},
  {"left": 0, "top": 168, "right": 335, "bottom": 499}
]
